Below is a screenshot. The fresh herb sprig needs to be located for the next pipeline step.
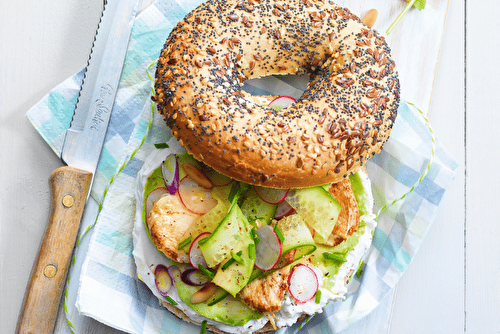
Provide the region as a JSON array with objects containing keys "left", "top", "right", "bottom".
[
  {"left": 154, "top": 142, "right": 169, "bottom": 149},
  {"left": 386, "top": 0, "right": 426, "bottom": 35}
]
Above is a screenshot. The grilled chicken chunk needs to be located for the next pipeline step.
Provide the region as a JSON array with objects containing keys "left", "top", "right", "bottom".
[
  {"left": 325, "top": 178, "right": 360, "bottom": 247},
  {"left": 238, "top": 266, "right": 291, "bottom": 313},
  {"left": 148, "top": 193, "right": 200, "bottom": 262}
]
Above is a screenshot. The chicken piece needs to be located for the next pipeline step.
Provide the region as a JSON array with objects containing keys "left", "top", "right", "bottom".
[
  {"left": 325, "top": 178, "right": 360, "bottom": 247},
  {"left": 238, "top": 266, "right": 291, "bottom": 313},
  {"left": 147, "top": 193, "right": 200, "bottom": 262}
]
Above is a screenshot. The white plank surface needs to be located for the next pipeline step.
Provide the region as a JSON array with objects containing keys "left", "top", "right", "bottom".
[
  {"left": 0, "top": 1, "right": 103, "bottom": 334},
  {"left": 465, "top": 0, "right": 500, "bottom": 332},
  {"left": 388, "top": 0, "right": 465, "bottom": 332},
  {"left": 2, "top": 0, "right": 495, "bottom": 333}
]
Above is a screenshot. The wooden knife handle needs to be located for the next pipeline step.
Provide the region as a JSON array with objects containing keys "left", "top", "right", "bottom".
[{"left": 16, "top": 166, "right": 92, "bottom": 334}]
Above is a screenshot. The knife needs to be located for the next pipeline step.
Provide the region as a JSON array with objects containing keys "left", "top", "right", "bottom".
[{"left": 16, "top": 0, "right": 139, "bottom": 333}]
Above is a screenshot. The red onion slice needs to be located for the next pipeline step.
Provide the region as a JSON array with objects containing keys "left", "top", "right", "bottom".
[
  {"left": 162, "top": 154, "right": 179, "bottom": 195},
  {"left": 181, "top": 268, "right": 211, "bottom": 286},
  {"left": 154, "top": 264, "right": 173, "bottom": 297}
]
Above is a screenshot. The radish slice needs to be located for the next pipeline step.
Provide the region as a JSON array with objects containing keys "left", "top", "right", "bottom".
[
  {"left": 154, "top": 264, "right": 172, "bottom": 297},
  {"left": 202, "top": 166, "right": 233, "bottom": 186},
  {"left": 162, "top": 154, "right": 179, "bottom": 194},
  {"left": 268, "top": 96, "right": 296, "bottom": 109},
  {"left": 189, "top": 232, "right": 211, "bottom": 269},
  {"left": 275, "top": 200, "right": 295, "bottom": 219},
  {"left": 178, "top": 176, "right": 218, "bottom": 214},
  {"left": 254, "top": 225, "right": 282, "bottom": 271},
  {"left": 181, "top": 268, "right": 211, "bottom": 286},
  {"left": 146, "top": 187, "right": 168, "bottom": 219},
  {"left": 254, "top": 186, "right": 289, "bottom": 204},
  {"left": 288, "top": 264, "right": 319, "bottom": 304}
]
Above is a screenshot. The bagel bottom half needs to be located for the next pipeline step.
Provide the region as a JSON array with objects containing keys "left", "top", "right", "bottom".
[
  {"left": 159, "top": 301, "right": 285, "bottom": 334},
  {"left": 132, "top": 136, "right": 377, "bottom": 334}
]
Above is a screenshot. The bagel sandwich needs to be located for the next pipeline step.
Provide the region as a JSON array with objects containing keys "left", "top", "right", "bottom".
[
  {"left": 133, "top": 0, "right": 400, "bottom": 332},
  {"left": 133, "top": 144, "right": 377, "bottom": 334}
]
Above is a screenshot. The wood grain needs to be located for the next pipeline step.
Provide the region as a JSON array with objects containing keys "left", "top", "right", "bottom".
[{"left": 16, "top": 167, "right": 92, "bottom": 334}]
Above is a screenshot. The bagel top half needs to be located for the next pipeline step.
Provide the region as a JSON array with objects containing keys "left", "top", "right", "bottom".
[{"left": 154, "top": 0, "right": 400, "bottom": 189}]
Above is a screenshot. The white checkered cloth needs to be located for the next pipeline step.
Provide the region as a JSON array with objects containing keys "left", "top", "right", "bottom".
[{"left": 26, "top": 0, "right": 457, "bottom": 333}]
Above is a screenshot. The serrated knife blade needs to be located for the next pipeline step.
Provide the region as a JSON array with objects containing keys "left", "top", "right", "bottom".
[
  {"left": 63, "top": 0, "right": 139, "bottom": 175},
  {"left": 16, "top": 1, "right": 139, "bottom": 333}
]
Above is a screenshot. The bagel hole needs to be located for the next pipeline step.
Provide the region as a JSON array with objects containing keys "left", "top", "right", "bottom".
[{"left": 241, "top": 74, "right": 309, "bottom": 106}]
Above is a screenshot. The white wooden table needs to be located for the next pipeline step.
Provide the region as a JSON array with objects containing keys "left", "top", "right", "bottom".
[{"left": 1, "top": 0, "right": 497, "bottom": 333}]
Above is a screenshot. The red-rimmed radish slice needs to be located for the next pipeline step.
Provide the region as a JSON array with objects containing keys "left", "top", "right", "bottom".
[
  {"left": 254, "top": 186, "right": 289, "bottom": 205},
  {"left": 179, "top": 176, "right": 218, "bottom": 214},
  {"left": 182, "top": 163, "right": 213, "bottom": 189},
  {"left": 275, "top": 200, "right": 295, "bottom": 219},
  {"left": 268, "top": 96, "right": 296, "bottom": 108},
  {"left": 181, "top": 268, "right": 211, "bottom": 286},
  {"left": 162, "top": 154, "right": 179, "bottom": 194},
  {"left": 154, "top": 264, "right": 173, "bottom": 297},
  {"left": 189, "top": 232, "right": 211, "bottom": 269},
  {"left": 254, "top": 225, "right": 282, "bottom": 271},
  {"left": 288, "top": 264, "right": 319, "bottom": 304},
  {"left": 202, "top": 166, "right": 233, "bottom": 186},
  {"left": 146, "top": 187, "right": 168, "bottom": 219}
]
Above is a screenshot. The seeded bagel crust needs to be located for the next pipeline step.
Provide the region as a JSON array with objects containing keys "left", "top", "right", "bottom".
[{"left": 154, "top": 0, "right": 400, "bottom": 188}]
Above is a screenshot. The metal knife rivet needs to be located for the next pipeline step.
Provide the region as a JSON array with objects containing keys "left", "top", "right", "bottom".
[
  {"left": 43, "top": 264, "right": 57, "bottom": 278},
  {"left": 62, "top": 194, "right": 75, "bottom": 208}
]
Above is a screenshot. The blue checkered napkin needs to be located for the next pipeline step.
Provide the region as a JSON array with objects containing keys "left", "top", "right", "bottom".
[
  {"left": 25, "top": 0, "right": 457, "bottom": 333},
  {"left": 26, "top": 70, "right": 84, "bottom": 157}
]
